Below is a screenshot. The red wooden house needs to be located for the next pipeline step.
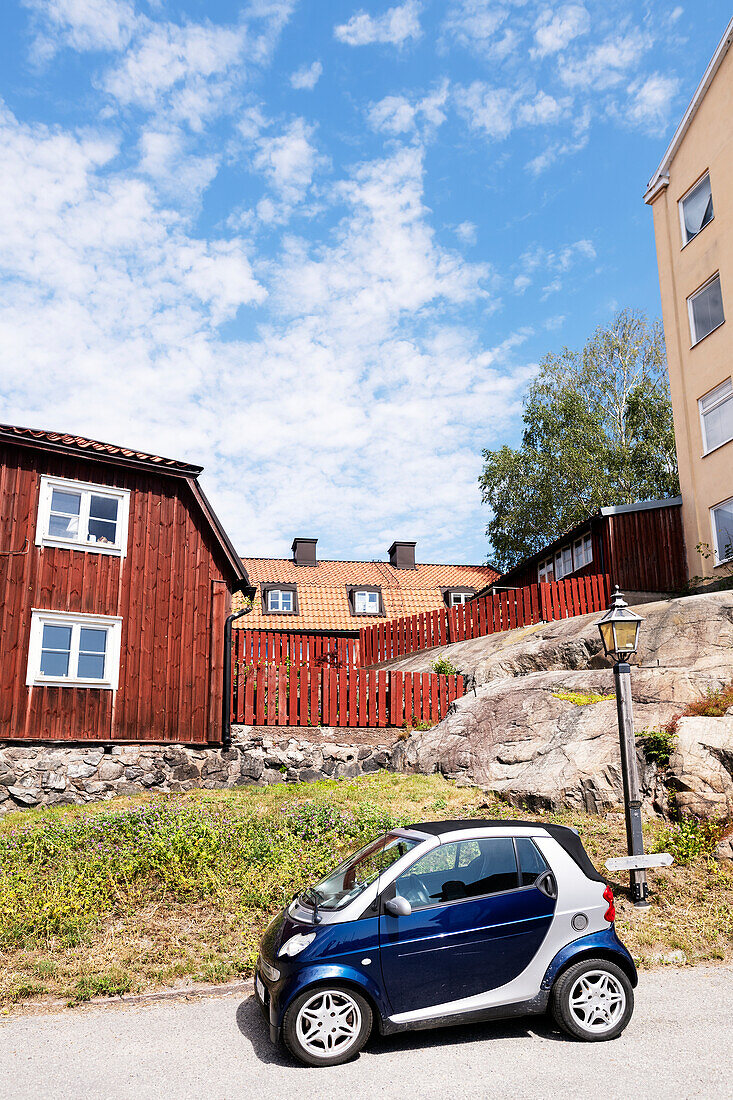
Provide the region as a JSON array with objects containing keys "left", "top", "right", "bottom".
[{"left": 0, "top": 425, "right": 250, "bottom": 744}]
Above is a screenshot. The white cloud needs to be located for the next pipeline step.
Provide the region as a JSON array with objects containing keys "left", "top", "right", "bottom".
[
  {"left": 515, "top": 238, "right": 595, "bottom": 297},
  {"left": 443, "top": 0, "right": 520, "bottom": 60},
  {"left": 513, "top": 274, "right": 531, "bottom": 293},
  {"left": 334, "top": 1, "right": 421, "bottom": 47},
  {"left": 625, "top": 73, "right": 679, "bottom": 133},
  {"left": 368, "top": 82, "right": 448, "bottom": 135},
  {"left": 23, "top": 0, "right": 139, "bottom": 60},
  {"left": 455, "top": 84, "right": 568, "bottom": 140},
  {"left": 517, "top": 90, "right": 568, "bottom": 126},
  {"left": 290, "top": 60, "right": 323, "bottom": 90},
  {"left": 560, "top": 30, "right": 648, "bottom": 90},
  {"left": 455, "top": 221, "right": 477, "bottom": 246},
  {"left": 532, "top": 5, "right": 590, "bottom": 59},
  {"left": 253, "top": 118, "right": 328, "bottom": 222}
]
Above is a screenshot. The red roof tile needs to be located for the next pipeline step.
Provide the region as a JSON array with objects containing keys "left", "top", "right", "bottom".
[
  {"left": 0, "top": 423, "right": 202, "bottom": 475},
  {"left": 238, "top": 557, "right": 499, "bottom": 632}
]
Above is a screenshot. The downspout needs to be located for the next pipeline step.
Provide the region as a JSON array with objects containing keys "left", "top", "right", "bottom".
[{"left": 222, "top": 585, "right": 256, "bottom": 750}]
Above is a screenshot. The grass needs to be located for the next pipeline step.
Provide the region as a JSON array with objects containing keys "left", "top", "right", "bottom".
[
  {"left": 0, "top": 774, "right": 731, "bottom": 1006},
  {"left": 552, "top": 691, "right": 615, "bottom": 706}
]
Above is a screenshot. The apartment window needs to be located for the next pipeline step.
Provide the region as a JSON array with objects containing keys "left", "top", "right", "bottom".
[
  {"left": 36, "top": 476, "right": 129, "bottom": 556},
  {"left": 711, "top": 498, "right": 733, "bottom": 565},
  {"left": 679, "top": 173, "right": 714, "bottom": 246},
  {"left": 262, "top": 584, "right": 298, "bottom": 614},
  {"left": 688, "top": 274, "right": 725, "bottom": 346},
  {"left": 26, "top": 610, "right": 122, "bottom": 689},
  {"left": 699, "top": 378, "right": 733, "bottom": 454}
]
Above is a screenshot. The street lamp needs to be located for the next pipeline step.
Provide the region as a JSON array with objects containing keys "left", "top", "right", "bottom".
[{"left": 596, "top": 587, "right": 650, "bottom": 908}]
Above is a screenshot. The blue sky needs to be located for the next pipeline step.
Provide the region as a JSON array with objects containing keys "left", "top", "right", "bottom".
[{"left": 0, "top": 1, "right": 730, "bottom": 565}]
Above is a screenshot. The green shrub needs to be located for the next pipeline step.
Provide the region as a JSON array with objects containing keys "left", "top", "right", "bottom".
[
  {"left": 652, "top": 819, "right": 723, "bottom": 865},
  {"left": 637, "top": 727, "right": 677, "bottom": 767},
  {"left": 552, "top": 691, "right": 615, "bottom": 706},
  {"left": 431, "top": 656, "right": 458, "bottom": 676},
  {"left": 684, "top": 682, "right": 733, "bottom": 718}
]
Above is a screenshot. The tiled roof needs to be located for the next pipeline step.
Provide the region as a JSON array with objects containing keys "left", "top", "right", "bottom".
[
  {"left": 0, "top": 424, "right": 202, "bottom": 475},
  {"left": 238, "top": 557, "right": 499, "bottom": 632}
]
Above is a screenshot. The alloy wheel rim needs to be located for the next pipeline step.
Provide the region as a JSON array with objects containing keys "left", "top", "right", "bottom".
[
  {"left": 296, "top": 990, "right": 362, "bottom": 1057},
  {"left": 568, "top": 969, "right": 626, "bottom": 1033}
]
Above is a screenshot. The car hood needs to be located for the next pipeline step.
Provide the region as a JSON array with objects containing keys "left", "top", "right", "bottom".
[{"left": 259, "top": 904, "right": 314, "bottom": 964}]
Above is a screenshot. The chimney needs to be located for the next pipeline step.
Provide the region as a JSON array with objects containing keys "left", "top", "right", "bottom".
[
  {"left": 389, "top": 540, "right": 416, "bottom": 570},
  {"left": 292, "top": 538, "right": 317, "bottom": 567}
]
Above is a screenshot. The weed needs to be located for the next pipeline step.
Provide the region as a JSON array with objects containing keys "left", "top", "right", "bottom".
[
  {"left": 431, "top": 656, "right": 458, "bottom": 676},
  {"left": 70, "top": 969, "right": 132, "bottom": 1005},
  {"left": 637, "top": 726, "right": 677, "bottom": 767},
  {"left": 683, "top": 682, "right": 733, "bottom": 719},
  {"left": 652, "top": 819, "right": 724, "bottom": 865},
  {"left": 552, "top": 691, "right": 615, "bottom": 706}
]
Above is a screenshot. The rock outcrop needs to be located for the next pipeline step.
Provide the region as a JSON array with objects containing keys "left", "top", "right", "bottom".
[{"left": 391, "top": 592, "right": 733, "bottom": 818}]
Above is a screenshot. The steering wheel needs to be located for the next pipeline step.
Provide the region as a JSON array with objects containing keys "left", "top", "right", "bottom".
[{"left": 403, "top": 879, "right": 431, "bottom": 905}]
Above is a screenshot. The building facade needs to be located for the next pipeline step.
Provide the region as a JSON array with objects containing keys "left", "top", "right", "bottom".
[
  {"left": 0, "top": 425, "right": 249, "bottom": 744},
  {"left": 240, "top": 538, "right": 498, "bottom": 633},
  {"left": 489, "top": 499, "right": 686, "bottom": 596},
  {"left": 645, "top": 18, "right": 733, "bottom": 582}
]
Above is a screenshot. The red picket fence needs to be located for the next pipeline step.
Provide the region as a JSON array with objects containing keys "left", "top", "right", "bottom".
[
  {"left": 359, "top": 574, "right": 611, "bottom": 666},
  {"left": 231, "top": 666, "right": 465, "bottom": 728},
  {"left": 233, "top": 628, "right": 360, "bottom": 671}
]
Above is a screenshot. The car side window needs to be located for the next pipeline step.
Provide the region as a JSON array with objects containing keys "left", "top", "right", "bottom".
[
  {"left": 515, "top": 837, "right": 549, "bottom": 886},
  {"left": 396, "top": 838, "right": 519, "bottom": 909}
]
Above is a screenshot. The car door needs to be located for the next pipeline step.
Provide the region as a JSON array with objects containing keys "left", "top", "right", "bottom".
[{"left": 378, "top": 836, "right": 556, "bottom": 1015}]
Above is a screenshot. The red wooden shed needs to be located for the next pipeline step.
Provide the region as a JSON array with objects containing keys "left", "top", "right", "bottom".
[{"left": 0, "top": 425, "right": 249, "bottom": 744}]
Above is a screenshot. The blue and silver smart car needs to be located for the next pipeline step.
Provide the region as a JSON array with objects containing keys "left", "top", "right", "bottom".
[{"left": 255, "top": 819, "right": 637, "bottom": 1066}]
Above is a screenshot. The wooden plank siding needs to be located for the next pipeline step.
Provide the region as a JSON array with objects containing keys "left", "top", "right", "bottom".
[{"left": 0, "top": 444, "right": 236, "bottom": 744}]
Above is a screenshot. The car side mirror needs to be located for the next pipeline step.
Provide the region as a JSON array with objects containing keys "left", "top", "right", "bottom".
[{"left": 384, "top": 895, "right": 412, "bottom": 918}]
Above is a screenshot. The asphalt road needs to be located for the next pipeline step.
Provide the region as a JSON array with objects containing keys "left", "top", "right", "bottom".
[{"left": 1, "top": 966, "right": 731, "bottom": 1100}]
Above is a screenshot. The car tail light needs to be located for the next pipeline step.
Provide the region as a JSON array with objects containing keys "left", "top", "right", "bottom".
[{"left": 603, "top": 885, "right": 616, "bottom": 922}]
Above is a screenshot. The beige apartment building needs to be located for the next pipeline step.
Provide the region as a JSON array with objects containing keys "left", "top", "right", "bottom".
[{"left": 645, "top": 17, "right": 733, "bottom": 582}]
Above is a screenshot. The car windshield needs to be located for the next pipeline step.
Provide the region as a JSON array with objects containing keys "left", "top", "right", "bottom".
[{"left": 301, "top": 833, "right": 420, "bottom": 913}]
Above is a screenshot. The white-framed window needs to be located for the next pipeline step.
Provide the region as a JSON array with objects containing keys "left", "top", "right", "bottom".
[
  {"left": 679, "top": 172, "right": 714, "bottom": 246},
  {"left": 688, "top": 274, "right": 725, "bottom": 346},
  {"left": 699, "top": 378, "right": 733, "bottom": 455},
  {"left": 267, "top": 589, "right": 294, "bottom": 612},
  {"left": 36, "top": 476, "right": 130, "bottom": 557},
  {"left": 538, "top": 558, "right": 554, "bottom": 583},
  {"left": 448, "top": 591, "right": 473, "bottom": 607},
  {"left": 354, "top": 590, "right": 380, "bottom": 614},
  {"left": 26, "top": 610, "right": 122, "bottom": 689},
  {"left": 573, "top": 533, "right": 593, "bottom": 569},
  {"left": 711, "top": 498, "right": 733, "bottom": 565}
]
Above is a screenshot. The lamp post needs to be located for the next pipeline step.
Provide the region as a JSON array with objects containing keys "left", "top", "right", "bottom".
[{"left": 596, "top": 587, "right": 650, "bottom": 908}]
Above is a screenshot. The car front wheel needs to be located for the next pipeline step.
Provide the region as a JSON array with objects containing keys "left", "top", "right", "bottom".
[
  {"left": 551, "top": 958, "right": 634, "bottom": 1042},
  {"left": 283, "top": 986, "right": 372, "bottom": 1067}
]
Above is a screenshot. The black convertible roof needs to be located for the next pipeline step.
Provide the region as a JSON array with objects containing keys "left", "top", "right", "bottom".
[{"left": 407, "top": 819, "right": 605, "bottom": 883}]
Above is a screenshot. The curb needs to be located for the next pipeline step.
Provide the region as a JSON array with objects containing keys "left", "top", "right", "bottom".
[{"left": 8, "top": 978, "right": 255, "bottom": 1016}]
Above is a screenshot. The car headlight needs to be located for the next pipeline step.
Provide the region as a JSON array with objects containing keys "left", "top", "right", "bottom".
[{"left": 278, "top": 931, "right": 316, "bottom": 958}]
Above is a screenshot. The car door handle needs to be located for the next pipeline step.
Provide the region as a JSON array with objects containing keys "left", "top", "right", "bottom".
[{"left": 536, "top": 871, "right": 557, "bottom": 899}]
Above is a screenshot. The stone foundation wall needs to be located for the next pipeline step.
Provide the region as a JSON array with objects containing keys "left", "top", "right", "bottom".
[{"left": 0, "top": 730, "right": 395, "bottom": 814}]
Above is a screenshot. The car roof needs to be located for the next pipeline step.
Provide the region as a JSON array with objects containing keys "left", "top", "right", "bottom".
[{"left": 405, "top": 819, "right": 605, "bottom": 884}]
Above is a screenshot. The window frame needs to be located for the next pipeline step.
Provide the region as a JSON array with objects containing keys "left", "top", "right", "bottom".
[
  {"left": 678, "top": 171, "right": 714, "bottom": 248},
  {"left": 346, "top": 585, "right": 384, "bottom": 617},
  {"left": 442, "top": 587, "right": 477, "bottom": 607},
  {"left": 699, "top": 377, "right": 733, "bottom": 456},
  {"left": 261, "top": 583, "right": 299, "bottom": 616},
  {"left": 688, "top": 273, "right": 725, "bottom": 347},
  {"left": 26, "top": 609, "right": 122, "bottom": 689},
  {"left": 35, "top": 475, "right": 130, "bottom": 557},
  {"left": 711, "top": 496, "right": 733, "bottom": 566}
]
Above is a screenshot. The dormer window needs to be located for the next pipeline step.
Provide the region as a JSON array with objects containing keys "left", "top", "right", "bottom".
[
  {"left": 36, "top": 476, "right": 129, "bottom": 556},
  {"left": 261, "top": 583, "right": 298, "bottom": 615},
  {"left": 347, "top": 586, "right": 383, "bottom": 616},
  {"left": 442, "top": 588, "right": 476, "bottom": 607}
]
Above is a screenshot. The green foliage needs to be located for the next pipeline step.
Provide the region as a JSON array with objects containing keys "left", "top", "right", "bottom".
[
  {"left": 431, "top": 656, "right": 458, "bottom": 676},
  {"left": 652, "top": 819, "right": 724, "bottom": 865},
  {"left": 552, "top": 691, "right": 615, "bottom": 706},
  {"left": 479, "top": 309, "right": 679, "bottom": 571},
  {"left": 637, "top": 727, "right": 677, "bottom": 767},
  {"left": 70, "top": 969, "right": 132, "bottom": 1005}
]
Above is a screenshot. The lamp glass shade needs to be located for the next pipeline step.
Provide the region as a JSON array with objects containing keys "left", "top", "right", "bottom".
[
  {"left": 598, "top": 620, "right": 616, "bottom": 657},
  {"left": 613, "top": 619, "right": 640, "bottom": 654}
]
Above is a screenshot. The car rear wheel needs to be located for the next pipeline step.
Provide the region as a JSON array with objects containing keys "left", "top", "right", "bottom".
[
  {"left": 551, "top": 958, "right": 633, "bottom": 1042},
  {"left": 283, "top": 986, "right": 372, "bottom": 1067}
]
